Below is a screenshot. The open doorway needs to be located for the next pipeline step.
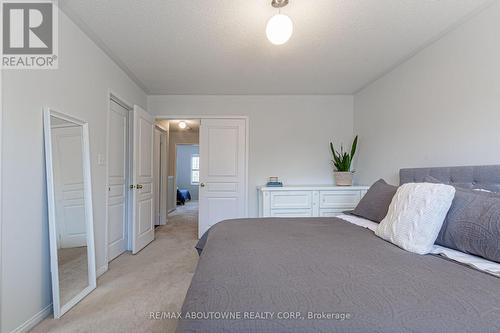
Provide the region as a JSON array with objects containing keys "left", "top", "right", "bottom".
[
  {"left": 155, "top": 119, "right": 200, "bottom": 235},
  {"left": 175, "top": 144, "right": 199, "bottom": 207}
]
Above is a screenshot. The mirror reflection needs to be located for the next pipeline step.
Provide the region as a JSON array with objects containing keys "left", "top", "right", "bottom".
[{"left": 49, "top": 115, "right": 91, "bottom": 308}]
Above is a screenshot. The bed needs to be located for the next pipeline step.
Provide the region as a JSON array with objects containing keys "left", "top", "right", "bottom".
[
  {"left": 176, "top": 166, "right": 500, "bottom": 333},
  {"left": 177, "top": 189, "right": 191, "bottom": 205}
]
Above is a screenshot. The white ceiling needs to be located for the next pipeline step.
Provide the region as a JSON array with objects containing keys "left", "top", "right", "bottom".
[{"left": 60, "top": 0, "right": 493, "bottom": 95}]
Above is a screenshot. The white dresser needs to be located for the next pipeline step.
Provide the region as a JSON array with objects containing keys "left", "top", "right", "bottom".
[{"left": 258, "top": 185, "right": 369, "bottom": 218}]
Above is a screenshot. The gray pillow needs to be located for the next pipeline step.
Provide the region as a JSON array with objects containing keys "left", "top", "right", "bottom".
[
  {"left": 351, "top": 179, "right": 397, "bottom": 223},
  {"left": 424, "top": 176, "right": 500, "bottom": 263}
]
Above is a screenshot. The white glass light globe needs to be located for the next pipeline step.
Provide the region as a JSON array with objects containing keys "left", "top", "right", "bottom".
[
  {"left": 178, "top": 121, "right": 187, "bottom": 129},
  {"left": 266, "top": 14, "right": 293, "bottom": 45}
]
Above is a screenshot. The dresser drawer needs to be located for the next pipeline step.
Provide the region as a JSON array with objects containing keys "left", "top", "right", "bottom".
[
  {"left": 319, "top": 190, "right": 361, "bottom": 209},
  {"left": 319, "top": 208, "right": 345, "bottom": 217},
  {"left": 270, "top": 191, "right": 312, "bottom": 209},
  {"left": 270, "top": 209, "right": 313, "bottom": 218},
  {"left": 258, "top": 186, "right": 369, "bottom": 218}
]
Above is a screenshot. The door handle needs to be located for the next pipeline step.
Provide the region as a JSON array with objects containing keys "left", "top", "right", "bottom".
[
  {"left": 200, "top": 183, "right": 205, "bottom": 187},
  {"left": 137, "top": 184, "right": 144, "bottom": 189},
  {"left": 130, "top": 184, "right": 143, "bottom": 189}
]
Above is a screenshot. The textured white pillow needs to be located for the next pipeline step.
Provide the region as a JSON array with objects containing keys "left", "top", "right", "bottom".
[{"left": 375, "top": 183, "right": 456, "bottom": 255}]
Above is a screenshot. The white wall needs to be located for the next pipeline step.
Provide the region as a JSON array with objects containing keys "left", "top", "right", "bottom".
[
  {"left": 354, "top": 2, "right": 500, "bottom": 186},
  {"left": 1, "top": 10, "right": 146, "bottom": 333},
  {"left": 168, "top": 130, "right": 199, "bottom": 177},
  {"left": 148, "top": 95, "right": 355, "bottom": 216}
]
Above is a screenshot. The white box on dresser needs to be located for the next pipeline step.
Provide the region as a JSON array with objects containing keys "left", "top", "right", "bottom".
[{"left": 258, "top": 185, "right": 369, "bottom": 218}]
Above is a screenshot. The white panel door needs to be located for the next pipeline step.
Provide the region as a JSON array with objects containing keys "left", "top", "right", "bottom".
[
  {"left": 51, "top": 126, "right": 86, "bottom": 248},
  {"left": 107, "top": 100, "right": 129, "bottom": 261},
  {"left": 131, "top": 105, "right": 155, "bottom": 253},
  {"left": 199, "top": 119, "right": 247, "bottom": 238}
]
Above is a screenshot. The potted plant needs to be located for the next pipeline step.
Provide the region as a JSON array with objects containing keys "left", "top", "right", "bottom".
[{"left": 329, "top": 135, "right": 358, "bottom": 186}]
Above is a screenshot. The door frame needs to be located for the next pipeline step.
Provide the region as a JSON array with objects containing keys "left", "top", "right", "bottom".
[
  {"left": 155, "top": 115, "right": 249, "bottom": 219},
  {"left": 154, "top": 125, "right": 169, "bottom": 225},
  {"left": 103, "top": 90, "right": 134, "bottom": 274}
]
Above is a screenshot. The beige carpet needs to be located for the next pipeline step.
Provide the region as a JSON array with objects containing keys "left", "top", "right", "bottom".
[{"left": 32, "top": 202, "right": 199, "bottom": 333}]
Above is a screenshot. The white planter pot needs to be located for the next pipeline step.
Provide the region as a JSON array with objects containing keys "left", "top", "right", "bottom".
[{"left": 334, "top": 171, "right": 353, "bottom": 186}]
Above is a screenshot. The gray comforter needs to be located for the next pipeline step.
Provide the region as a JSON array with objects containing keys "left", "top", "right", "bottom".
[{"left": 176, "top": 218, "right": 500, "bottom": 333}]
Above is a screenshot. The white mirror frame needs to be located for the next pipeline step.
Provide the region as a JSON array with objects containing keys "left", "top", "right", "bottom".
[{"left": 43, "top": 108, "right": 97, "bottom": 318}]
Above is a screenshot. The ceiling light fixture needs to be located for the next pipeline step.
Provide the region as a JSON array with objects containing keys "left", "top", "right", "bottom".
[
  {"left": 266, "top": 0, "right": 293, "bottom": 45},
  {"left": 178, "top": 121, "right": 187, "bottom": 129}
]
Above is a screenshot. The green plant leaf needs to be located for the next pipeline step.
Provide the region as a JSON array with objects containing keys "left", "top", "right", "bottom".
[
  {"left": 330, "top": 136, "right": 359, "bottom": 172},
  {"left": 333, "top": 152, "right": 342, "bottom": 167},
  {"left": 344, "top": 153, "right": 350, "bottom": 171},
  {"left": 350, "top": 135, "right": 358, "bottom": 160}
]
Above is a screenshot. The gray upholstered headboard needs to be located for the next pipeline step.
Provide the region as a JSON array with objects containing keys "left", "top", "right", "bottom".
[{"left": 400, "top": 165, "right": 500, "bottom": 192}]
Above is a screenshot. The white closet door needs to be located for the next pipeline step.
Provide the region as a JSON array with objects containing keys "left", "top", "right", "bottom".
[
  {"left": 107, "top": 100, "right": 129, "bottom": 261},
  {"left": 131, "top": 105, "right": 155, "bottom": 253},
  {"left": 198, "top": 119, "right": 247, "bottom": 238}
]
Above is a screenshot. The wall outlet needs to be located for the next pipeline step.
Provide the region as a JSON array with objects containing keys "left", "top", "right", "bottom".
[{"left": 97, "top": 153, "right": 106, "bottom": 166}]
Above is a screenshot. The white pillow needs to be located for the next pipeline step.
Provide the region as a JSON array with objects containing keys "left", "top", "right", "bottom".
[{"left": 375, "top": 183, "right": 455, "bottom": 255}]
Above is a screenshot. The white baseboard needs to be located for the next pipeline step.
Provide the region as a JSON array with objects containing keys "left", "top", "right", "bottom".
[
  {"left": 96, "top": 264, "right": 108, "bottom": 277},
  {"left": 8, "top": 265, "right": 107, "bottom": 333},
  {"left": 10, "top": 303, "right": 52, "bottom": 333}
]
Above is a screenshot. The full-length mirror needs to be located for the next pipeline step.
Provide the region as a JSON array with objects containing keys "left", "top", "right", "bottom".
[{"left": 44, "top": 109, "right": 96, "bottom": 318}]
